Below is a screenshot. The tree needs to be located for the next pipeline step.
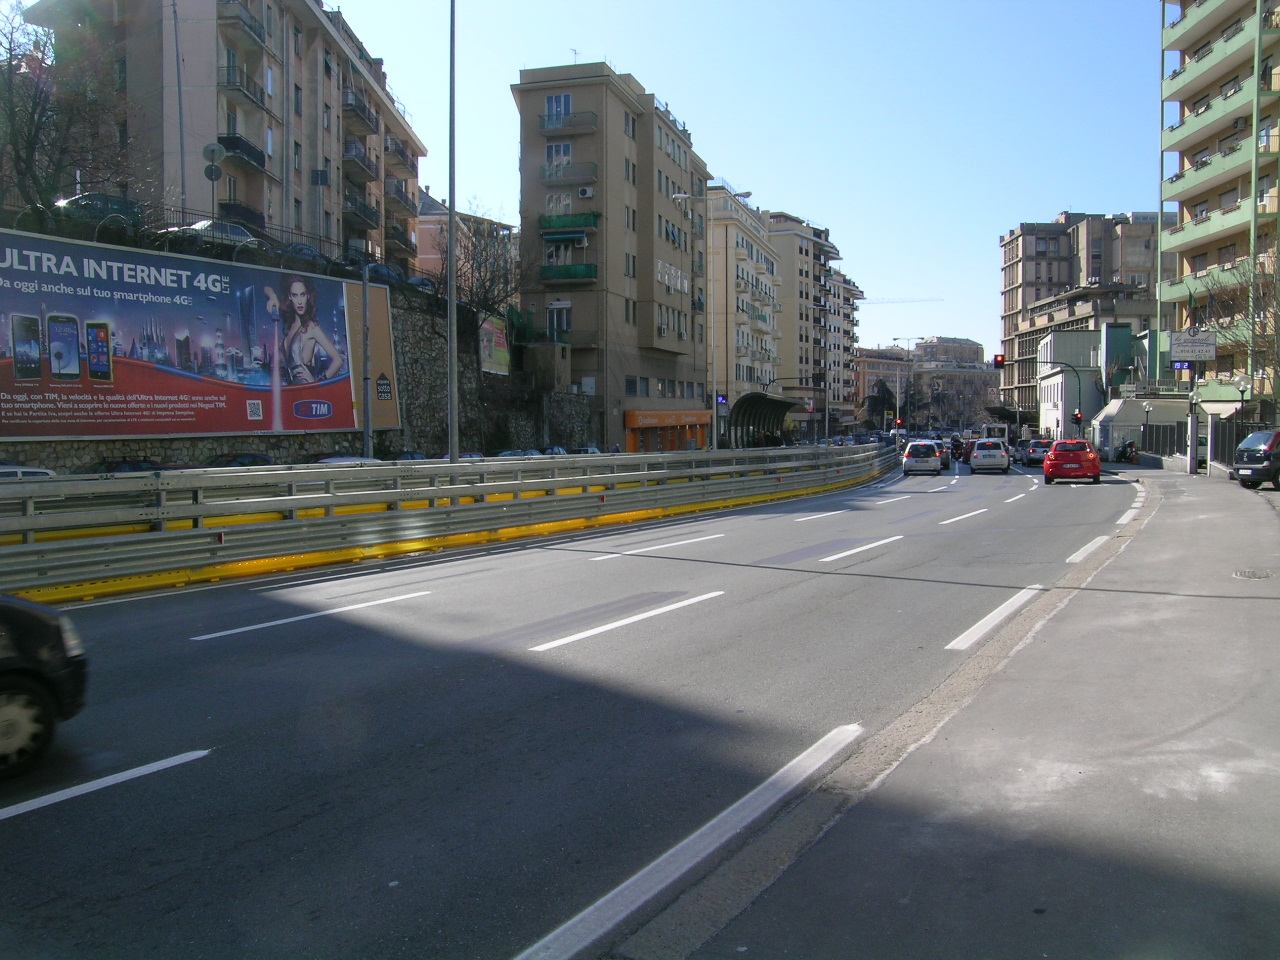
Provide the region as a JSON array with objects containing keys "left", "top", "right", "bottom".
[
  {"left": 1195, "top": 257, "right": 1280, "bottom": 422},
  {"left": 0, "top": 1, "right": 134, "bottom": 212}
]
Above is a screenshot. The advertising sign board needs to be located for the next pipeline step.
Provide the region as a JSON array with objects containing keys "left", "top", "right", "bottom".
[
  {"left": 0, "top": 229, "right": 397, "bottom": 439},
  {"left": 1170, "top": 328, "right": 1218, "bottom": 361}
]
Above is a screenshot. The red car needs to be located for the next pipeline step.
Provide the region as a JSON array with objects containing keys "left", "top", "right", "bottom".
[{"left": 1043, "top": 439, "right": 1101, "bottom": 484}]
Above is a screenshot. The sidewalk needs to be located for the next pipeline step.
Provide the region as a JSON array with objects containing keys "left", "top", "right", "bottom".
[{"left": 618, "top": 468, "right": 1280, "bottom": 959}]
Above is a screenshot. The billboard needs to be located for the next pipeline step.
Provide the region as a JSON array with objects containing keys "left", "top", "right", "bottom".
[
  {"left": 1170, "top": 328, "right": 1218, "bottom": 361},
  {"left": 0, "top": 229, "right": 396, "bottom": 439}
]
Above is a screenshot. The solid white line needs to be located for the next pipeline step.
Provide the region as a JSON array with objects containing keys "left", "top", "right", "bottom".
[
  {"left": 876, "top": 495, "right": 911, "bottom": 505},
  {"left": 530, "top": 592, "right": 725, "bottom": 652},
  {"left": 1066, "top": 536, "right": 1110, "bottom": 564},
  {"left": 0, "top": 751, "right": 211, "bottom": 822},
  {"left": 819, "top": 536, "right": 903, "bottom": 563},
  {"left": 949, "top": 477, "right": 961, "bottom": 485},
  {"left": 1117, "top": 508, "right": 1140, "bottom": 525},
  {"left": 591, "top": 534, "right": 725, "bottom": 560},
  {"left": 945, "top": 585, "right": 1043, "bottom": 650},
  {"left": 1004, "top": 494, "right": 1026, "bottom": 503},
  {"left": 926, "top": 485, "right": 949, "bottom": 493},
  {"left": 939, "top": 509, "right": 988, "bottom": 525},
  {"left": 510, "top": 723, "right": 864, "bottom": 960},
  {"left": 190, "top": 590, "right": 432, "bottom": 640},
  {"left": 794, "top": 510, "right": 847, "bottom": 522}
]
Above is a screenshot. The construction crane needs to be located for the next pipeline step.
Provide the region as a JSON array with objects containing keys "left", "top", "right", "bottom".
[{"left": 859, "top": 298, "right": 944, "bottom": 305}]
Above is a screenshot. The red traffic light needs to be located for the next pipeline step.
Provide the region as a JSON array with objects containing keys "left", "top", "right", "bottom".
[
  {"left": 993, "top": 354, "right": 1006, "bottom": 369},
  {"left": 895, "top": 418, "right": 904, "bottom": 427}
]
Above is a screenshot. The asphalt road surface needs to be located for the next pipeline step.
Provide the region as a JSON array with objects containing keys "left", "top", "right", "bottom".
[{"left": 0, "top": 462, "right": 1139, "bottom": 959}]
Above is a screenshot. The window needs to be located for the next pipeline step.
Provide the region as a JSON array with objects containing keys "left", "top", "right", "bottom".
[
  {"left": 226, "top": 105, "right": 238, "bottom": 135},
  {"left": 115, "top": 56, "right": 126, "bottom": 91},
  {"left": 294, "top": 84, "right": 303, "bottom": 115},
  {"left": 266, "top": 126, "right": 274, "bottom": 156},
  {"left": 1219, "top": 186, "right": 1239, "bottom": 208},
  {"left": 1217, "top": 243, "right": 1236, "bottom": 265},
  {"left": 545, "top": 93, "right": 571, "bottom": 126},
  {"left": 624, "top": 112, "right": 636, "bottom": 138},
  {"left": 323, "top": 102, "right": 331, "bottom": 130},
  {"left": 639, "top": 377, "right": 649, "bottom": 397},
  {"left": 546, "top": 241, "right": 572, "bottom": 265},
  {"left": 293, "top": 25, "right": 303, "bottom": 57},
  {"left": 265, "top": 3, "right": 274, "bottom": 35},
  {"left": 116, "top": 120, "right": 127, "bottom": 149},
  {"left": 293, "top": 198, "right": 302, "bottom": 228},
  {"left": 546, "top": 192, "right": 570, "bottom": 215},
  {"left": 546, "top": 141, "right": 571, "bottom": 168},
  {"left": 324, "top": 47, "right": 332, "bottom": 77},
  {"left": 547, "top": 304, "right": 571, "bottom": 336},
  {"left": 266, "top": 66, "right": 274, "bottom": 97},
  {"left": 323, "top": 210, "right": 331, "bottom": 238},
  {"left": 625, "top": 375, "right": 638, "bottom": 397},
  {"left": 1190, "top": 252, "right": 1209, "bottom": 272},
  {"left": 293, "top": 141, "right": 302, "bottom": 171}
]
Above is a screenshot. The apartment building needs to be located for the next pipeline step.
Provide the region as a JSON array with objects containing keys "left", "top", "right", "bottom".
[
  {"left": 826, "top": 268, "right": 864, "bottom": 427},
  {"left": 511, "top": 63, "right": 711, "bottom": 452},
  {"left": 415, "top": 189, "right": 517, "bottom": 297},
  {"left": 765, "top": 212, "right": 848, "bottom": 438},
  {"left": 1159, "top": 0, "right": 1280, "bottom": 410},
  {"left": 25, "top": 0, "right": 426, "bottom": 270},
  {"left": 999, "top": 211, "right": 1166, "bottom": 412}
]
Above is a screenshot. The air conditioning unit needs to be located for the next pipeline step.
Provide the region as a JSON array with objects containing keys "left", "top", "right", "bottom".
[
  {"left": 578, "top": 186, "right": 595, "bottom": 199},
  {"left": 574, "top": 237, "right": 588, "bottom": 248},
  {"left": 1234, "top": 117, "right": 1246, "bottom": 131}
]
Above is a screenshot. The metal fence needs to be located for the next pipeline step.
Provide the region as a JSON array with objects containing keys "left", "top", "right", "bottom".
[{"left": 0, "top": 446, "right": 899, "bottom": 597}]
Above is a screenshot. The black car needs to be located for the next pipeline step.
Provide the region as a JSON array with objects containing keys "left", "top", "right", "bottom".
[
  {"left": 78, "top": 457, "right": 168, "bottom": 474},
  {"left": 1234, "top": 430, "right": 1280, "bottom": 490},
  {"left": 206, "top": 452, "right": 276, "bottom": 468},
  {"left": 278, "top": 242, "right": 334, "bottom": 274},
  {"left": 0, "top": 594, "right": 88, "bottom": 778}
]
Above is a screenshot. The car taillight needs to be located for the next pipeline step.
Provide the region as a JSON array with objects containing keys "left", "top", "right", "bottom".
[{"left": 1086, "top": 452, "right": 1097, "bottom": 460}]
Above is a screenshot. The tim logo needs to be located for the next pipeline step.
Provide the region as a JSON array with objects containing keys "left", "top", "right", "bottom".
[{"left": 293, "top": 400, "right": 334, "bottom": 419}]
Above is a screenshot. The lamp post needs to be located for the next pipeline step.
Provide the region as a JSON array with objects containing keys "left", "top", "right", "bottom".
[
  {"left": 893, "top": 337, "right": 924, "bottom": 432},
  {"left": 1187, "top": 389, "right": 1201, "bottom": 475},
  {"left": 1142, "top": 401, "right": 1154, "bottom": 451},
  {"left": 674, "top": 187, "right": 751, "bottom": 450},
  {"left": 1233, "top": 372, "right": 1250, "bottom": 419}
]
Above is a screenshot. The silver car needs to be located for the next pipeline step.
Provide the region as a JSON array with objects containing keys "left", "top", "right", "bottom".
[
  {"left": 902, "top": 441, "right": 943, "bottom": 476},
  {"left": 968, "top": 439, "right": 1010, "bottom": 474}
]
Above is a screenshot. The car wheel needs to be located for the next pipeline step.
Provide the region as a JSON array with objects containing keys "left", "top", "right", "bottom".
[
  {"left": 902, "top": 469, "right": 909, "bottom": 476},
  {"left": 1272, "top": 477, "right": 1280, "bottom": 492},
  {"left": 1044, "top": 476, "right": 1054, "bottom": 484},
  {"left": 0, "top": 675, "right": 57, "bottom": 779},
  {"left": 1091, "top": 474, "right": 1101, "bottom": 484},
  {"left": 1239, "top": 480, "right": 1261, "bottom": 489},
  {"left": 1002, "top": 466, "right": 1009, "bottom": 474}
]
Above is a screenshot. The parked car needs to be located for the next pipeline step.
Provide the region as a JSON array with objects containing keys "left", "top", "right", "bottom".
[
  {"left": 573, "top": 446, "right": 603, "bottom": 455},
  {"left": 78, "top": 456, "right": 168, "bottom": 474},
  {"left": 278, "top": 242, "right": 333, "bottom": 274},
  {"left": 1043, "top": 439, "right": 1101, "bottom": 484},
  {"left": 902, "top": 440, "right": 943, "bottom": 476},
  {"left": 302, "top": 453, "right": 383, "bottom": 464},
  {"left": 388, "top": 450, "right": 433, "bottom": 461},
  {"left": 52, "top": 192, "right": 145, "bottom": 231},
  {"left": 1023, "top": 439, "right": 1053, "bottom": 467},
  {"left": 206, "top": 452, "right": 276, "bottom": 468},
  {"left": 406, "top": 276, "right": 437, "bottom": 295},
  {"left": 1233, "top": 430, "right": 1280, "bottom": 490},
  {"left": 334, "top": 254, "right": 406, "bottom": 285},
  {"left": 0, "top": 466, "right": 57, "bottom": 480},
  {"left": 543, "top": 446, "right": 568, "bottom": 456},
  {"left": 156, "top": 219, "right": 272, "bottom": 260},
  {"left": 968, "top": 439, "right": 1010, "bottom": 474},
  {"left": 0, "top": 594, "right": 88, "bottom": 779}
]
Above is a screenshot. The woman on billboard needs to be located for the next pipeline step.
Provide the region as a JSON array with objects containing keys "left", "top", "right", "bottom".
[{"left": 265, "top": 275, "right": 346, "bottom": 383}]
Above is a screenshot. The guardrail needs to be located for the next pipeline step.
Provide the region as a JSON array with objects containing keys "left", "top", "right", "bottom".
[{"left": 0, "top": 446, "right": 898, "bottom": 599}]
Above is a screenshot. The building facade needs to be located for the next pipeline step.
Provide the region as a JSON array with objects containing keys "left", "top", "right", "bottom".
[
  {"left": 25, "top": 0, "right": 426, "bottom": 271},
  {"left": 511, "top": 63, "right": 711, "bottom": 452},
  {"left": 1159, "top": 0, "right": 1280, "bottom": 414}
]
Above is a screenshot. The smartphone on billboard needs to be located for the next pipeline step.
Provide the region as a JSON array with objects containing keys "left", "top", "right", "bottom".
[
  {"left": 86, "top": 320, "right": 113, "bottom": 382},
  {"left": 9, "top": 314, "right": 42, "bottom": 380},
  {"left": 46, "top": 314, "right": 82, "bottom": 380}
]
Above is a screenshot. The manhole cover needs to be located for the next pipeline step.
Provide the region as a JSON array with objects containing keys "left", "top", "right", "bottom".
[{"left": 1234, "top": 569, "right": 1274, "bottom": 580}]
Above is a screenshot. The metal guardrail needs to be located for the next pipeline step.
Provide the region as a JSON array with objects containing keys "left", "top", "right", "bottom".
[{"left": 0, "top": 447, "right": 898, "bottom": 594}]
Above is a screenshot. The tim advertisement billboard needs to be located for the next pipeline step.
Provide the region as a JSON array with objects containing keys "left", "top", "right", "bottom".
[{"left": 0, "top": 229, "right": 396, "bottom": 439}]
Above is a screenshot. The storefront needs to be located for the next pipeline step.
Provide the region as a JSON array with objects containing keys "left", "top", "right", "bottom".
[{"left": 624, "top": 409, "right": 712, "bottom": 452}]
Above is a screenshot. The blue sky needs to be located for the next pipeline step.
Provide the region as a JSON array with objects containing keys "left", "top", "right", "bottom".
[{"left": 337, "top": 0, "right": 1165, "bottom": 359}]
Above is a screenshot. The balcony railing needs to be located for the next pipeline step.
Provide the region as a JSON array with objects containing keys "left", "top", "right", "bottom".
[
  {"left": 384, "top": 177, "right": 416, "bottom": 214},
  {"left": 540, "top": 263, "right": 597, "bottom": 283},
  {"left": 342, "top": 193, "right": 380, "bottom": 231},
  {"left": 217, "top": 0, "right": 265, "bottom": 45},
  {"left": 538, "top": 111, "right": 599, "bottom": 134},
  {"left": 342, "top": 139, "right": 379, "bottom": 182},
  {"left": 217, "top": 65, "right": 266, "bottom": 109},
  {"left": 217, "top": 132, "right": 266, "bottom": 171},
  {"left": 384, "top": 220, "right": 416, "bottom": 253},
  {"left": 383, "top": 135, "right": 416, "bottom": 173},
  {"left": 538, "top": 162, "right": 598, "bottom": 184},
  {"left": 537, "top": 212, "right": 600, "bottom": 231},
  {"left": 217, "top": 200, "right": 265, "bottom": 231},
  {"left": 342, "top": 87, "right": 380, "bottom": 135}
]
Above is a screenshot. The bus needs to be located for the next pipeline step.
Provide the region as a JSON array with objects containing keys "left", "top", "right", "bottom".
[{"left": 980, "top": 423, "right": 1010, "bottom": 442}]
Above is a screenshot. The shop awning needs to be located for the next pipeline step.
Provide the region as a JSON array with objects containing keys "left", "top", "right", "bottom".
[
  {"left": 541, "top": 230, "right": 587, "bottom": 242},
  {"left": 1096, "top": 398, "right": 1201, "bottom": 428}
]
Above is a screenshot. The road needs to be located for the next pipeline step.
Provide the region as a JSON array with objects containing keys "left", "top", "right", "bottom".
[{"left": 0, "top": 461, "right": 1139, "bottom": 960}]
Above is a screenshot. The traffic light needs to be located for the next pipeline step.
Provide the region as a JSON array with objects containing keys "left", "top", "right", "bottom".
[
  {"left": 895, "top": 418, "right": 904, "bottom": 427},
  {"left": 993, "top": 354, "right": 1006, "bottom": 369},
  {"left": 1071, "top": 410, "right": 1083, "bottom": 425}
]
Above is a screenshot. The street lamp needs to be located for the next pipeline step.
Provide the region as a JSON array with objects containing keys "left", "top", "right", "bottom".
[
  {"left": 1233, "top": 372, "right": 1250, "bottom": 418},
  {"left": 1142, "top": 401, "right": 1154, "bottom": 451},
  {"left": 1187, "top": 389, "right": 1201, "bottom": 475},
  {"left": 674, "top": 187, "right": 752, "bottom": 451},
  {"left": 893, "top": 336, "right": 925, "bottom": 431}
]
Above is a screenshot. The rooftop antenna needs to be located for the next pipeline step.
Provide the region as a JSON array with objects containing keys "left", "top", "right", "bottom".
[{"left": 571, "top": 48, "right": 578, "bottom": 63}]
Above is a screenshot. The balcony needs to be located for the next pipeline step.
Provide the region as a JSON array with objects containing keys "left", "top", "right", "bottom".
[
  {"left": 217, "top": 132, "right": 267, "bottom": 171},
  {"left": 691, "top": 296, "right": 705, "bottom": 314},
  {"left": 342, "top": 87, "right": 380, "bottom": 135},
  {"left": 217, "top": 65, "right": 266, "bottom": 110},
  {"left": 384, "top": 176, "right": 416, "bottom": 214},
  {"left": 1161, "top": 142, "right": 1252, "bottom": 203},
  {"left": 1162, "top": 13, "right": 1257, "bottom": 104},
  {"left": 383, "top": 135, "right": 416, "bottom": 175},
  {"left": 539, "top": 162, "right": 597, "bottom": 185},
  {"left": 540, "top": 263, "right": 597, "bottom": 283},
  {"left": 537, "top": 212, "right": 600, "bottom": 232},
  {"left": 218, "top": 199, "right": 265, "bottom": 231},
  {"left": 342, "top": 139, "right": 379, "bottom": 183},
  {"left": 1162, "top": 0, "right": 1234, "bottom": 53},
  {"left": 1160, "top": 82, "right": 1253, "bottom": 154},
  {"left": 1161, "top": 199, "right": 1253, "bottom": 254},
  {"left": 217, "top": 0, "right": 265, "bottom": 46},
  {"left": 342, "top": 192, "right": 380, "bottom": 231},
  {"left": 384, "top": 219, "right": 416, "bottom": 255},
  {"left": 538, "top": 111, "right": 599, "bottom": 135},
  {"left": 1158, "top": 257, "right": 1257, "bottom": 304}
]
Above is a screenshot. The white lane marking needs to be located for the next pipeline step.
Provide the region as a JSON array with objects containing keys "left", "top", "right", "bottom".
[
  {"left": 939, "top": 509, "right": 988, "bottom": 525},
  {"left": 1117, "top": 508, "right": 1140, "bottom": 525},
  {"left": 0, "top": 751, "right": 211, "bottom": 822},
  {"left": 1004, "top": 494, "right": 1026, "bottom": 503},
  {"left": 1066, "top": 536, "right": 1110, "bottom": 564},
  {"left": 946, "top": 586, "right": 1043, "bottom": 651},
  {"left": 190, "top": 590, "right": 432, "bottom": 640},
  {"left": 926, "top": 485, "right": 949, "bottom": 493},
  {"left": 591, "top": 534, "right": 725, "bottom": 560},
  {"left": 876, "top": 495, "right": 911, "bottom": 505},
  {"left": 794, "top": 510, "right": 847, "bottom": 523},
  {"left": 510, "top": 723, "right": 864, "bottom": 960},
  {"left": 950, "top": 477, "right": 961, "bottom": 485},
  {"left": 819, "top": 536, "right": 903, "bottom": 563},
  {"left": 530, "top": 592, "right": 725, "bottom": 652}
]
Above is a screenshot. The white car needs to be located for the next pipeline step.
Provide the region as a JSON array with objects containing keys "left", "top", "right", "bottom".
[
  {"left": 902, "top": 441, "right": 943, "bottom": 476},
  {"left": 968, "top": 439, "right": 1010, "bottom": 474}
]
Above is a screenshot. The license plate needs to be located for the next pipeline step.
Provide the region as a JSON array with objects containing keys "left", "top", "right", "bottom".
[
  {"left": 1062, "top": 463, "right": 1080, "bottom": 469},
  {"left": 1239, "top": 468, "right": 1254, "bottom": 475}
]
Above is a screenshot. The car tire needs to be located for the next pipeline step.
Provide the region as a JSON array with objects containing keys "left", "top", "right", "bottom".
[
  {"left": 1002, "top": 467, "right": 1009, "bottom": 474},
  {"left": 1091, "top": 474, "right": 1101, "bottom": 484},
  {"left": 1044, "top": 476, "right": 1054, "bottom": 484},
  {"left": 0, "top": 675, "right": 57, "bottom": 779},
  {"left": 1239, "top": 479, "right": 1262, "bottom": 489},
  {"left": 1272, "top": 477, "right": 1280, "bottom": 492}
]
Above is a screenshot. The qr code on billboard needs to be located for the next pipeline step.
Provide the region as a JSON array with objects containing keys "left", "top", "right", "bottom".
[{"left": 247, "top": 400, "right": 264, "bottom": 421}]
